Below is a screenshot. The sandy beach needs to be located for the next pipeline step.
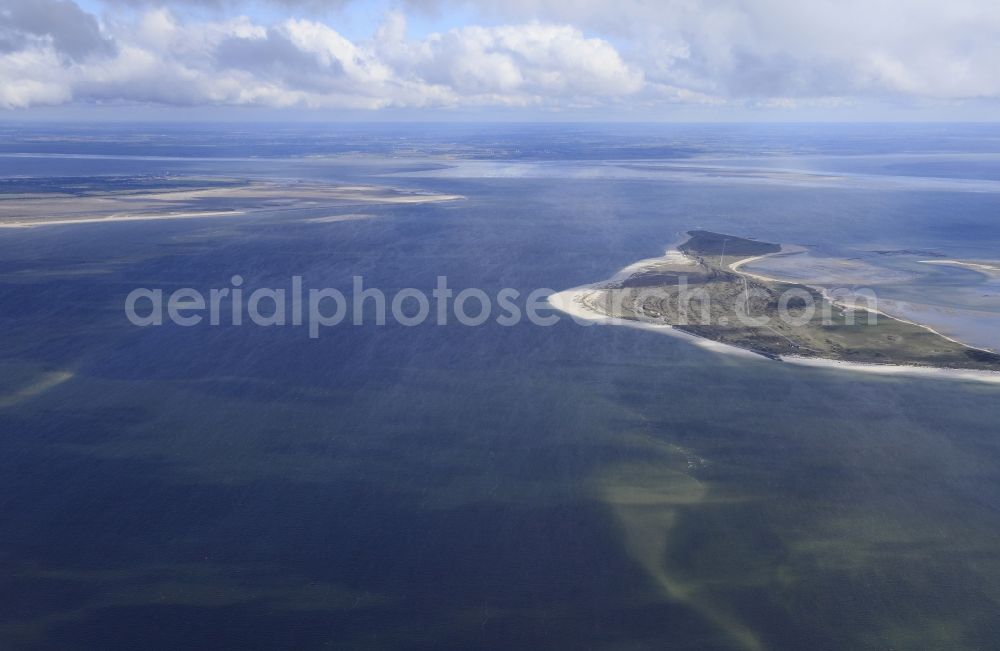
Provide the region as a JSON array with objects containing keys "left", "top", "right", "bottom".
[
  {"left": 0, "top": 210, "right": 248, "bottom": 228},
  {"left": 0, "top": 181, "right": 463, "bottom": 229},
  {"left": 920, "top": 259, "right": 1000, "bottom": 277},
  {"left": 549, "top": 286, "right": 767, "bottom": 360},
  {"left": 305, "top": 214, "right": 376, "bottom": 223}
]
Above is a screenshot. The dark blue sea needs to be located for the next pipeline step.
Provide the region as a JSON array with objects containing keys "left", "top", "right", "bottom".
[{"left": 1, "top": 123, "right": 999, "bottom": 650}]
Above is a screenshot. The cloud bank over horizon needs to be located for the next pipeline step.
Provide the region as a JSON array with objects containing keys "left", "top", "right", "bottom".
[{"left": 2, "top": 0, "right": 999, "bottom": 117}]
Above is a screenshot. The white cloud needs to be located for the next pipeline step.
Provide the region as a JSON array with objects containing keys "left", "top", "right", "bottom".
[
  {"left": 388, "top": 20, "right": 643, "bottom": 102},
  {"left": 0, "top": 4, "right": 644, "bottom": 110},
  {"left": 0, "top": 48, "right": 73, "bottom": 108},
  {"left": 452, "top": 0, "right": 1000, "bottom": 101},
  {"left": 1, "top": 0, "right": 1000, "bottom": 112}
]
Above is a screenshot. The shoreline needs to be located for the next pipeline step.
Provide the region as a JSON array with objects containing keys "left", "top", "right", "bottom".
[
  {"left": 305, "top": 214, "right": 376, "bottom": 223},
  {"left": 547, "top": 284, "right": 765, "bottom": 360},
  {"left": 548, "top": 243, "right": 1000, "bottom": 385},
  {"left": 0, "top": 181, "right": 464, "bottom": 230},
  {"left": 920, "top": 259, "right": 1000, "bottom": 277},
  {"left": 734, "top": 251, "right": 999, "bottom": 355},
  {"left": 0, "top": 210, "right": 248, "bottom": 229},
  {"left": 781, "top": 355, "right": 1000, "bottom": 384}
]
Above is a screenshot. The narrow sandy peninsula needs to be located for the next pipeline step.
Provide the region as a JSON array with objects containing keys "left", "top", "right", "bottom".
[
  {"left": 0, "top": 179, "right": 463, "bottom": 228},
  {"left": 549, "top": 231, "right": 1000, "bottom": 383},
  {"left": 920, "top": 259, "right": 1000, "bottom": 277}
]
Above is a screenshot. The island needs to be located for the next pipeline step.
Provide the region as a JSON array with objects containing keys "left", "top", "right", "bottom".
[{"left": 550, "top": 230, "right": 1000, "bottom": 375}]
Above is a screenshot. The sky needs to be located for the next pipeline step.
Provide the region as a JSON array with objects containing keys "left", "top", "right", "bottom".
[{"left": 2, "top": 0, "right": 1000, "bottom": 121}]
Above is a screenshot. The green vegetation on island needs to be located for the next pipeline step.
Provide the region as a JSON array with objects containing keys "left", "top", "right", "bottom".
[{"left": 597, "top": 231, "right": 1000, "bottom": 371}]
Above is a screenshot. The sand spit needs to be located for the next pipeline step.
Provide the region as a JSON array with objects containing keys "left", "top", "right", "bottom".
[
  {"left": 305, "top": 214, "right": 376, "bottom": 224},
  {"left": 920, "top": 259, "right": 1000, "bottom": 277},
  {"left": 0, "top": 180, "right": 463, "bottom": 228},
  {"left": 0, "top": 371, "right": 74, "bottom": 408},
  {"left": 0, "top": 210, "right": 246, "bottom": 228},
  {"left": 782, "top": 356, "right": 1000, "bottom": 384}
]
